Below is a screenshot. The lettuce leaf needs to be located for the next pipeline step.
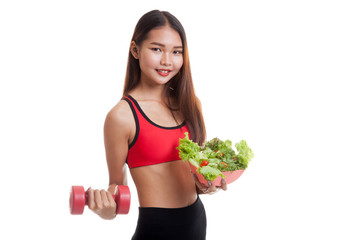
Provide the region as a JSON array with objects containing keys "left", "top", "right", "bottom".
[
  {"left": 198, "top": 166, "right": 225, "bottom": 181},
  {"left": 177, "top": 132, "right": 200, "bottom": 168},
  {"left": 235, "top": 140, "right": 254, "bottom": 169}
]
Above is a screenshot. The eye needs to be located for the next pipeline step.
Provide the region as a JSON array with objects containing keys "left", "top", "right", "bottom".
[
  {"left": 152, "top": 48, "right": 161, "bottom": 52},
  {"left": 173, "top": 50, "right": 183, "bottom": 55}
]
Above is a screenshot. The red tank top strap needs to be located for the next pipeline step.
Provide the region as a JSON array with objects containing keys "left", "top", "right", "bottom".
[{"left": 122, "top": 96, "right": 140, "bottom": 149}]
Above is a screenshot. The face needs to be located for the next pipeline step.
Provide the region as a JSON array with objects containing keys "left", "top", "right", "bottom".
[{"left": 132, "top": 26, "right": 184, "bottom": 87}]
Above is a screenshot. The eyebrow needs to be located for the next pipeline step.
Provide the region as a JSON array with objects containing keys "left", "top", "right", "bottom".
[{"left": 150, "top": 42, "right": 183, "bottom": 49}]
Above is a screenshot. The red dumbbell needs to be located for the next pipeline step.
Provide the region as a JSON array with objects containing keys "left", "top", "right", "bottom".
[{"left": 69, "top": 185, "right": 131, "bottom": 215}]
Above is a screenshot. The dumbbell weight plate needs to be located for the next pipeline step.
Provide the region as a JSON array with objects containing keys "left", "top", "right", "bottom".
[
  {"left": 115, "top": 185, "right": 131, "bottom": 214},
  {"left": 69, "top": 186, "right": 86, "bottom": 215}
]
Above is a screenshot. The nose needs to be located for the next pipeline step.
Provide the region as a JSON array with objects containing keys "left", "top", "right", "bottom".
[{"left": 160, "top": 53, "right": 171, "bottom": 66}]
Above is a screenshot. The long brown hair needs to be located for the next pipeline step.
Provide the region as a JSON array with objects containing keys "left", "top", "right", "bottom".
[{"left": 122, "top": 10, "right": 206, "bottom": 145}]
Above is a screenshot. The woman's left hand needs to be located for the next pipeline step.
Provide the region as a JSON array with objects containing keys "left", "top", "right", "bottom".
[{"left": 193, "top": 174, "right": 227, "bottom": 194}]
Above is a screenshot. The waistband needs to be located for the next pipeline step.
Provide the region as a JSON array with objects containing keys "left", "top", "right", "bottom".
[{"left": 137, "top": 196, "right": 205, "bottom": 226}]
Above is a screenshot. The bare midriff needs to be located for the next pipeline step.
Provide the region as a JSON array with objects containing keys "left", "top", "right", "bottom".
[{"left": 130, "top": 160, "right": 198, "bottom": 208}]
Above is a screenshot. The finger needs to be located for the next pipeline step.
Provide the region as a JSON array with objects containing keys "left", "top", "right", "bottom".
[
  {"left": 94, "top": 189, "right": 102, "bottom": 210},
  {"left": 100, "top": 189, "right": 110, "bottom": 208},
  {"left": 207, "top": 181, "right": 217, "bottom": 193},
  {"left": 191, "top": 173, "right": 208, "bottom": 193},
  {"left": 106, "top": 191, "right": 116, "bottom": 207},
  {"left": 221, "top": 178, "right": 228, "bottom": 191},
  {"left": 192, "top": 173, "right": 210, "bottom": 193},
  {"left": 87, "top": 187, "right": 95, "bottom": 210}
]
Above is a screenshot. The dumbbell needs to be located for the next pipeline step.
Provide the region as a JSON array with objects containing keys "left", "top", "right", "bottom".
[{"left": 69, "top": 185, "right": 131, "bottom": 215}]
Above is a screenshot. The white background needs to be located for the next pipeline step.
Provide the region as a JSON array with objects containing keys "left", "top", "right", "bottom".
[{"left": 1, "top": 0, "right": 359, "bottom": 239}]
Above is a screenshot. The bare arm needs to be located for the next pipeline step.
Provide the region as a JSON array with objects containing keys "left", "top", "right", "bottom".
[
  {"left": 104, "top": 105, "right": 132, "bottom": 190},
  {"left": 87, "top": 101, "right": 135, "bottom": 219}
]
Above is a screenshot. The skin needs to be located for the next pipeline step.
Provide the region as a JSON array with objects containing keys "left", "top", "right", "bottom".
[{"left": 87, "top": 25, "right": 227, "bottom": 220}]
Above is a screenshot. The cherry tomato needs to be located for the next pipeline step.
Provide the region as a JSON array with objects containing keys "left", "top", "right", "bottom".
[
  {"left": 200, "top": 161, "right": 209, "bottom": 167},
  {"left": 216, "top": 151, "right": 223, "bottom": 157}
]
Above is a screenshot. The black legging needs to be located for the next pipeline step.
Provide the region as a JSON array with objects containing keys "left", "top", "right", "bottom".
[{"left": 131, "top": 196, "right": 207, "bottom": 240}]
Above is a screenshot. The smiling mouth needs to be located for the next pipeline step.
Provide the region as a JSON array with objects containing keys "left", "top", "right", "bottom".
[{"left": 156, "top": 69, "right": 171, "bottom": 76}]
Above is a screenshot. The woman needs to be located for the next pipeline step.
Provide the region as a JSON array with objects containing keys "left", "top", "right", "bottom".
[{"left": 87, "top": 10, "right": 227, "bottom": 239}]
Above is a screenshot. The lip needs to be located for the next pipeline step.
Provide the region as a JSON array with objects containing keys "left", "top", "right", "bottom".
[{"left": 156, "top": 69, "right": 171, "bottom": 77}]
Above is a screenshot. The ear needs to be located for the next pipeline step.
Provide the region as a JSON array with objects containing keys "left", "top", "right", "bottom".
[{"left": 130, "top": 41, "right": 139, "bottom": 59}]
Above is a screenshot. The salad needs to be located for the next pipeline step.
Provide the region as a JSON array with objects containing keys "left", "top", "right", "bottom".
[{"left": 177, "top": 132, "right": 254, "bottom": 181}]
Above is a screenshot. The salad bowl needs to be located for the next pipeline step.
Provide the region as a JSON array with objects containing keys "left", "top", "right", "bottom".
[
  {"left": 178, "top": 132, "right": 254, "bottom": 187},
  {"left": 189, "top": 162, "right": 245, "bottom": 186}
]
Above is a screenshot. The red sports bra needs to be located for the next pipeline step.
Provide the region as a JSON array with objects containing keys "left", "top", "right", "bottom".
[{"left": 123, "top": 95, "right": 190, "bottom": 169}]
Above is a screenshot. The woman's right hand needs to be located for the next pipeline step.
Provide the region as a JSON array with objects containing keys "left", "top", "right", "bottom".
[{"left": 86, "top": 187, "right": 117, "bottom": 220}]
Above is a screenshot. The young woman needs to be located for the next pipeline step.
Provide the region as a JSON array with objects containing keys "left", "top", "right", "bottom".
[{"left": 86, "top": 10, "right": 227, "bottom": 239}]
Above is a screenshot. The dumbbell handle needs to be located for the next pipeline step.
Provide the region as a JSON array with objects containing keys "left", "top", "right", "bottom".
[{"left": 83, "top": 193, "right": 117, "bottom": 205}]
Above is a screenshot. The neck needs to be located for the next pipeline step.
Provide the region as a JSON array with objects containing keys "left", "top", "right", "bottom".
[{"left": 129, "top": 82, "right": 167, "bottom": 102}]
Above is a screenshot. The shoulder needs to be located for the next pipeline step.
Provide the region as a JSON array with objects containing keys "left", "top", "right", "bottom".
[{"left": 104, "top": 99, "right": 134, "bottom": 134}]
